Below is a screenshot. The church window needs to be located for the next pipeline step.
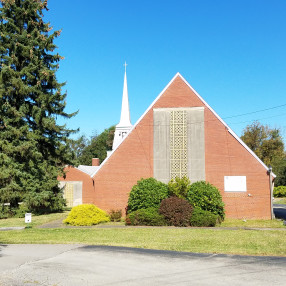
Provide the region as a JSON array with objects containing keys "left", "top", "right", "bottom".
[{"left": 170, "top": 110, "right": 188, "bottom": 179}]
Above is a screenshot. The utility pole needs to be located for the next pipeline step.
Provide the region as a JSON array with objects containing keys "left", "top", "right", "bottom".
[{"left": 268, "top": 166, "right": 275, "bottom": 220}]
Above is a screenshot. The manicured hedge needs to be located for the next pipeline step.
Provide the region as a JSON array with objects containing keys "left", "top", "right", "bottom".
[
  {"left": 168, "top": 176, "right": 191, "bottom": 199},
  {"left": 187, "top": 181, "right": 225, "bottom": 220},
  {"left": 159, "top": 196, "right": 193, "bottom": 227},
  {"left": 126, "top": 177, "right": 225, "bottom": 227},
  {"left": 190, "top": 208, "right": 218, "bottom": 227},
  {"left": 63, "top": 204, "right": 110, "bottom": 226},
  {"left": 127, "top": 178, "right": 169, "bottom": 213},
  {"left": 126, "top": 208, "right": 166, "bottom": 226}
]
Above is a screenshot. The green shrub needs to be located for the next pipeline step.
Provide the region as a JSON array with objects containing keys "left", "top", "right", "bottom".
[
  {"left": 127, "top": 178, "right": 169, "bottom": 213},
  {"left": 190, "top": 208, "right": 218, "bottom": 227},
  {"left": 274, "top": 186, "right": 286, "bottom": 198},
  {"left": 159, "top": 196, "right": 193, "bottom": 227},
  {"left": 125, "top": 208, "right": 166, "bottom": 226},
  {"left": 63, "top": 204, "right": 110, "bottom": 226},
  {"left": 168, "top": 176, "right": 191, "bottom": 199},
  {"left": 0, "top": 203, "right": 29, "bottom": 219},
  {"left": 109, "top": 209, "right": 122, "bottom": 222},
  {"left": 0, "top": 205, "right": 14, "bottom": 219},
  {"left": 14, "top": 203, "right": 29, "bottom": 218},
  {"left": 187, "top": 181, "right": 225, "bottom": 220}
]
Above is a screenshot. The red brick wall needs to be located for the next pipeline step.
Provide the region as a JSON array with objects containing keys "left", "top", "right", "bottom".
[
  {"left": 58, "top": 166, "right": 95, "bottom": 203},
  {"left": 88, "top": 75, "right": 271, "bottom": 219}
]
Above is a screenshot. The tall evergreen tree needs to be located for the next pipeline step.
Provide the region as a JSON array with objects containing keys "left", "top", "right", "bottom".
[{"left": 0, "top": 0, "right": 77, "bottom": 214}]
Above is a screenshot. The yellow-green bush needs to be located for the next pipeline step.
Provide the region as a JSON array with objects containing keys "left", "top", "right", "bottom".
[
  {"left": 274, "top": 186, "right": 286, "bottom": 198},
  {"left": 63, "top": 204, "right": 110, "bottom": 226}
]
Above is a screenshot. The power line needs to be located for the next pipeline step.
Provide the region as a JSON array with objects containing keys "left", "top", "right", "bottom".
[
  {"left": 137, "top": 112, "right": 286, "bottom": 127},
  {"left": 126, "top": 103, "right": 286, "bottom": 129},
  {"left": 222, "top": 103, "right": 286, "bottom": 119},
  {"left": 229, "top": 112, "right": 286, "bottom": 125}
]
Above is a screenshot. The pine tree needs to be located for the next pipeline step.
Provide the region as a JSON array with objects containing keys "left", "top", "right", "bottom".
[{"left": 0, "top": 0, "right": 77, "bottom": 214}]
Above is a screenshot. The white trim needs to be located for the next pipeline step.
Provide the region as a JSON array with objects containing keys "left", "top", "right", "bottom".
[{"left": 91, "top": 72, "right": 275, "bottom": 178}]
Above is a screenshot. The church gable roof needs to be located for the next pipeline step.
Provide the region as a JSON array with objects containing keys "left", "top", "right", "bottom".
[
  {"left": 175, "top": 73, "right": 271, "bottom": 175},
  {"left": 91, "top": 72, "right": 271, "bottom": 178}
]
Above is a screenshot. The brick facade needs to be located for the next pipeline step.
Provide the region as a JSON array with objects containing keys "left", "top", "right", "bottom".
[
  {"left": 60, "top": 74, "right": 272, "bottom": 219},
  {"left": 58, "top": 166, "right": 95, "bottom": 203}
]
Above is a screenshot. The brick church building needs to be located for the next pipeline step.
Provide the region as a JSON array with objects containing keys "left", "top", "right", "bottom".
[{"left": 58, "top": 69, "right": 274, "bottom": 219}]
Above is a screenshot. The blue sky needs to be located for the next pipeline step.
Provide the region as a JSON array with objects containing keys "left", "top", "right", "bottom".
[{"left": 44, "top": 0, "right": 286, "bottom": 142}]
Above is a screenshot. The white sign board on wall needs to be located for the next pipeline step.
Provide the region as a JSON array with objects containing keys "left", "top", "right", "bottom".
[{"left": 224, "top": 176, "right": 247, "bottom": 192}]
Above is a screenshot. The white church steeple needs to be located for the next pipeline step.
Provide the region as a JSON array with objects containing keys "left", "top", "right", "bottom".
[
  {"left": 112, "top": 62, "right": 132, "bottom": 150},
  {"left": 117, "top": 62, "right": 132, "bottom": 128}
]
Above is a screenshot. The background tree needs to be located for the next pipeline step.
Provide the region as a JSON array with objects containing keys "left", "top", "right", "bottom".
[
  {"left": 69, "top": 135, "right": 90, "bottom": 160},
  {"left": 0, "top": 0, "right": 77, "bottom": 214},
  {"left": 241, "top": 121, "right": 286, "bottom": 185},
  {"left": 73, "top": 126, "right": 115, "bottom": 165}
]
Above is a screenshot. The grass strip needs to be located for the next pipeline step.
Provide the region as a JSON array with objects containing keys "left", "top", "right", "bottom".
[
  {"left": 274, "top": 198, "right": 286, "bottom": 205},
  {"left": 220, "top": 218, "right": 285, "bottom": 228},
  {"left": 0, "top": 212, "right": 69, "bottom": 228},
  {"left": 0, "top": 227, "right": 285, "bottom": 257}
]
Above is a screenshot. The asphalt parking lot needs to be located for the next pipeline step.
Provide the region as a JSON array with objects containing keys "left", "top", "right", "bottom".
[
  {"left": 274, "top": 204, "right": 286, "bottom": 220},
  {"left": 0, "top": 244, "right": 286, "bottom": 286}
]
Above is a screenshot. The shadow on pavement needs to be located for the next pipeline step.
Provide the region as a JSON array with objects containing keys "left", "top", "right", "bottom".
[
  {"left": 273, "top": 204, "right": 286, "bottom": 220},
  {"left": 0, "top": 244, "right": 7, "bottom": 258}
]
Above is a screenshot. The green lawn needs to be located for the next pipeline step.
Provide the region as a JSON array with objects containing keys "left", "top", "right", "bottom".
[
  {"left": 1, "top": 212, "right": 285, "bottom": 256},
  {"left": 221, "top": 218, "right": 285, "bottom": 228},
  {"left": 1, "top": 212, "right": 284, "bottom": 229},
  {"left": 0, "top": 227, "right": 285, "bottom": 256},
  {"left": 0, "top": 212, "right": 69, "bottom": 228},
  {"left": 274, "top": 197, "right": 286, "bottom": 204}
]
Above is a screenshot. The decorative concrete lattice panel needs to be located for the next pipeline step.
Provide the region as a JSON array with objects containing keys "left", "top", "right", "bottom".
[
  {"left": 170, "top": 110, "right": 188, "bottom": 179},
  {"left": 64, "top": 183, "right": 74, "bottom": 208}
]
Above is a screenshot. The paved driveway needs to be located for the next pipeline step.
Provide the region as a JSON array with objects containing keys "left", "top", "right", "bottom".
[
  {"left": 0, "top": 244, "right": 286, "bottom": 286},
  {"left": 274, "top": 204, "right": 286, "bottom": 220}
]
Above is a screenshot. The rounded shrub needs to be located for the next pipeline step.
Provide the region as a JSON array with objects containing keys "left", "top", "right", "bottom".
[
  {"left": 109, "top": 209, "right": 122, "bottom": 222},
  {"left": 159, "top": 196, "right": 193, "bottom": 227},
  {"left": 125, "top": 207, "right": 166, "bottom": 226},
  {"left": 127, "top": 178, "right": 169, "bottom": 213},
  {"left": 63, "top": 204, "right": 110, "bottom": 226},
  {"left": 186, "top": 181, "right": 225, "bottom": 220},
  {"left": 273, "top": 186, "right": 286, "bottom": 198},
  {"left": 168, "top": 176, "right": 191, "bottom": 199},
  {"left": 190, "top": 208, "right": 218, "bottom": 227}
]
